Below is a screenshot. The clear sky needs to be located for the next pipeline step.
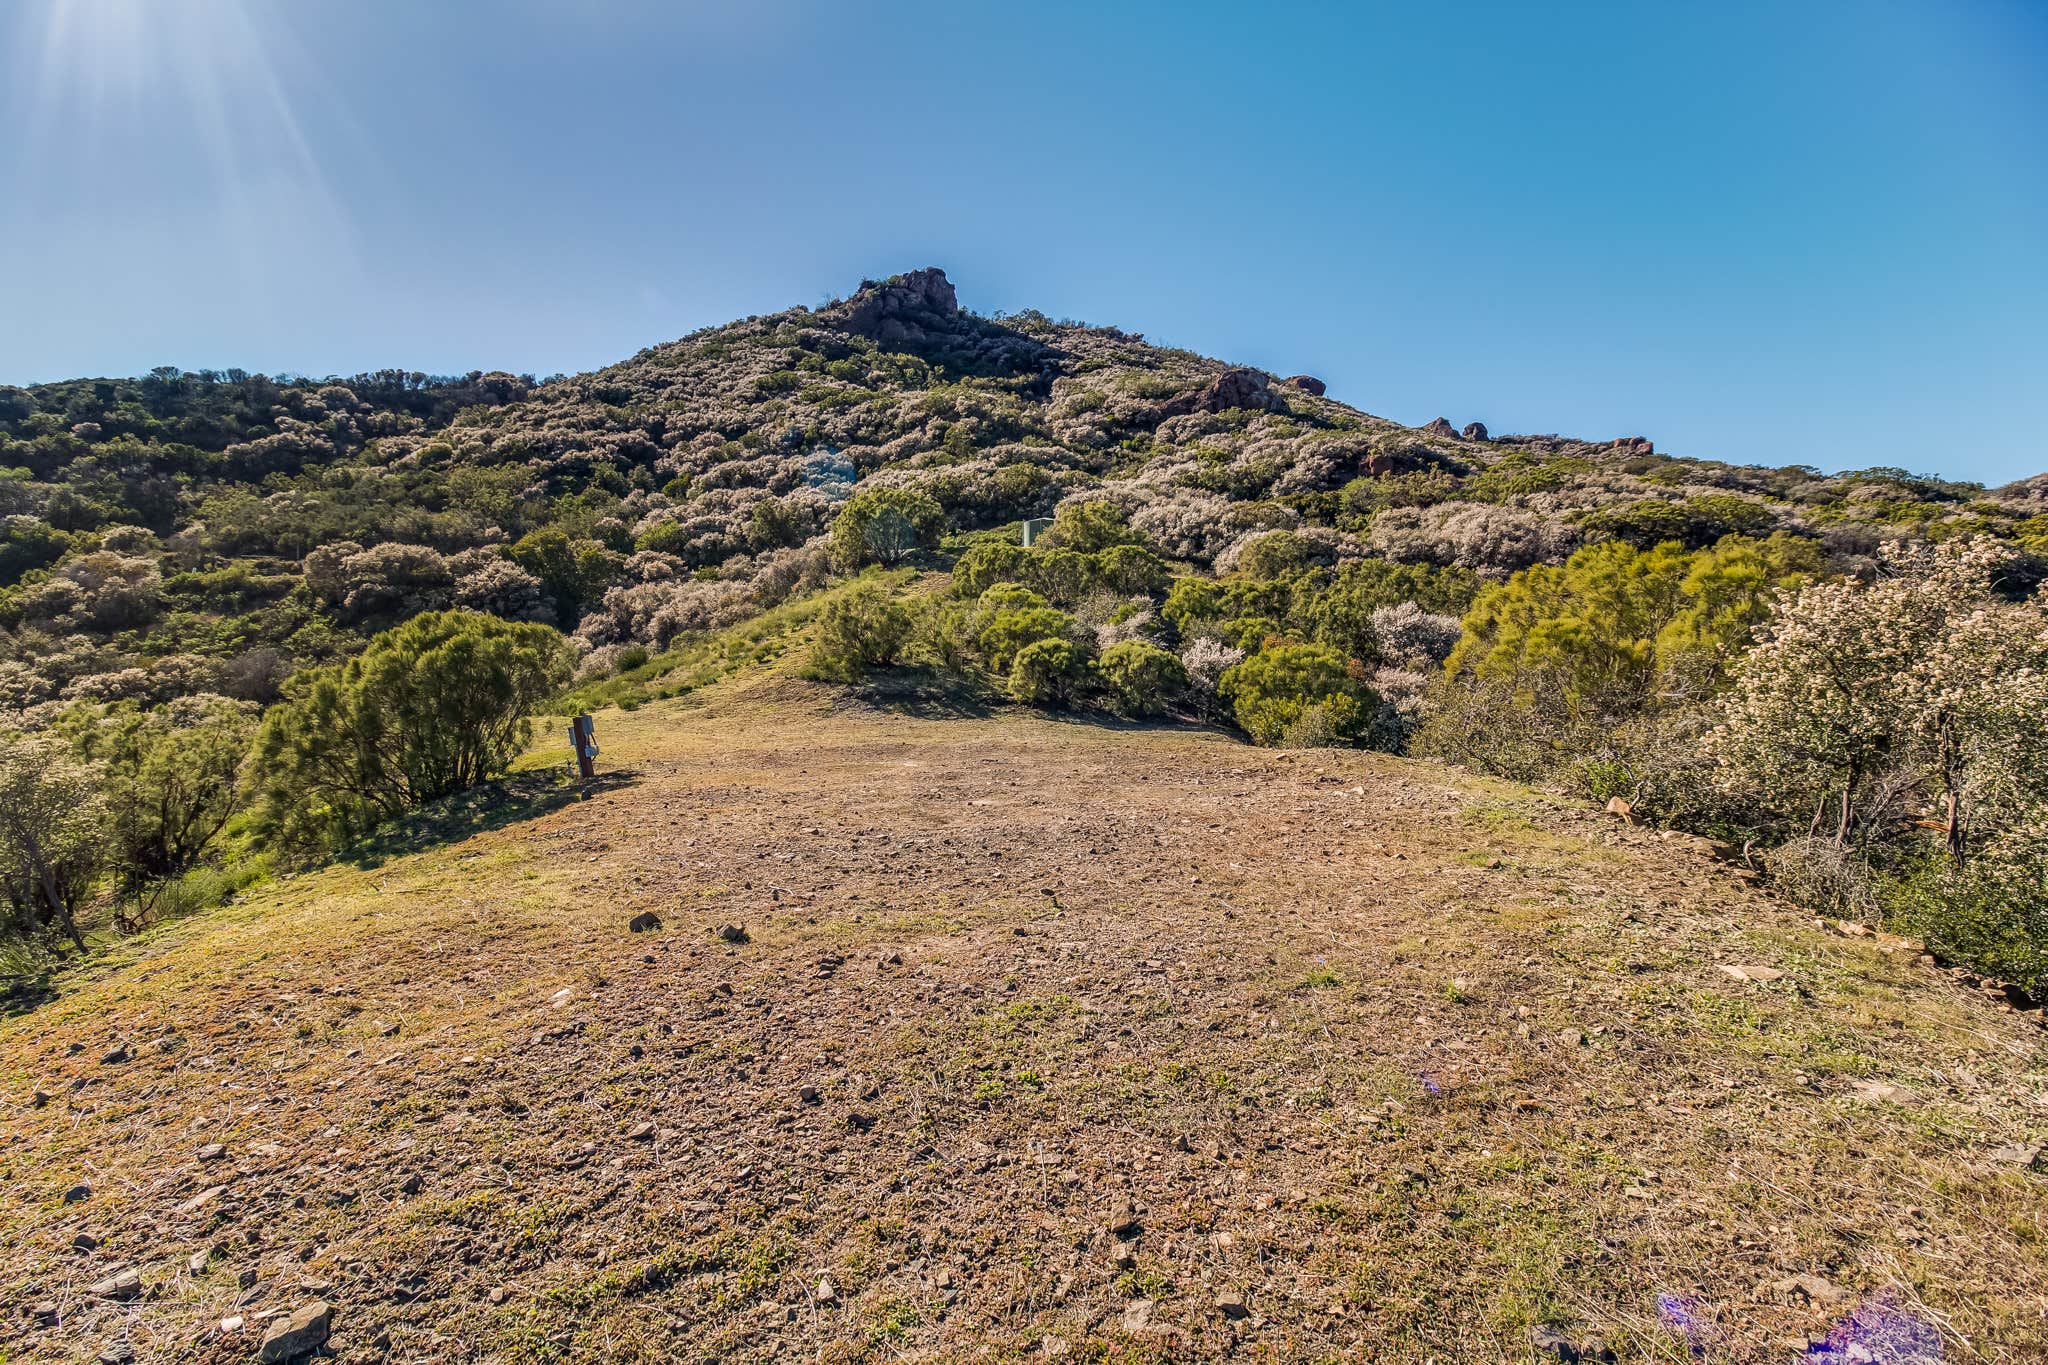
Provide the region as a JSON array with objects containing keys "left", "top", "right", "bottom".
[{"left": 3, "top": 1, "right": 2043, "bottom": 483}]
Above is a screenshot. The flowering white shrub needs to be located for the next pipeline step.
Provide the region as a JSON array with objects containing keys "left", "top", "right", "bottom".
[{"left": 1711, "top": 538, "right": 2048, "bottom": 863}]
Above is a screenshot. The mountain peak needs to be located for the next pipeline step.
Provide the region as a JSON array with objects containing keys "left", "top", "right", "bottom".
[{"left": 833, "top": 267, "right": 960, "bottom": 345}]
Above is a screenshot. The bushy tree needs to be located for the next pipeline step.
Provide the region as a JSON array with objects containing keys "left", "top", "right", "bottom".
[
  {"left": 1711, "top": 539, "right": 2048, "bottom": 856},
  {"left": 1447, "top": 537, "right": 1810, "bottom": 715},
  {"left": 1094, "top": 544, "right": 1170, "bottom": 597},
  {"left": 952, "top": 540, "right": 1027, "bottom": 598},
  {"left": 507, "top": 528, "right": 623, "bottom": 620},
  {"left": 1007, "top": 636, "right": 1090, "bottom": 705},
  {"left": 1221, "top": 643, "right": 1374, "bottom": 746},
  {"left": 1097, "top": 640, "right": 1186, "bottom": 716},
  {"left": 829, "top": 487, "right": 944, "bottom": 570},
  {"left": 978, "top": 604, "right": 1077, "bottom": 674},
  {"left": 0, "top": 735, "right": 105, "bottom": 949},
  {"left": 1038, "top": 499, "right": 1144, "bottom": 554},
  {"left": 252, "top": 610, "right": 569, "bottom": 858},
  {"left": 807, "top": 583, "right": 914, "bottom": 681},
  {"left": 65, "top": 696, "right": 257, "bottom": 914}
]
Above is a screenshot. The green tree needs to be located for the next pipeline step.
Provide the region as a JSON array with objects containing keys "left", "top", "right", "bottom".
[
  {"left": 807, "top": 583, "right": 914, "bottom": 681},
  {"left": 1007, "top": 637, "right": 1090, "bottom": 705},
  {"left": 1220, "top": 643, "right": 1374, "bottom": 746},
  {"left": 69, "top": 697, "right": 257, "bottom": 912},
  {"left": 251, "top": 610, "right": 569, "bottom": 859},
  {"left": 951, "top": 540, "right": 1028, "bottom": 598},
  {"left": 978, "top": 605, "right": 1076, "bottom": 674},
  {"left": 507, "top": 528, "right": 623, "bottom": 619},
  {"left": 1038, "top": 499, "right": 1143, "bottom": 554},
  {"left": 829, "top": 487, "right": 945, "bottom": 570},
  {"left": 1097, "top": 640, "right": 1187, "bottom": 717},
  {"left": 1093, "top": 545, "right": 1170, "bottom": 598},
  {"left": 0, "top": 735, "right": 105, "bottom": 950}
]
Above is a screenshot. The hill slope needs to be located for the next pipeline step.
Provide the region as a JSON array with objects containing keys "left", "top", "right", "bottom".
[
  {"left": 4, "top": 267, "right": 2044, "bottom": 714},
  {"left": 5, "top": 682, "right": 2044, "bottom": 1363}
]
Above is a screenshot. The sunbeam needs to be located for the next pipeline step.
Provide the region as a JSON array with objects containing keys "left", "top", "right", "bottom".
[{"left": 10, "top": 0, "right": 352, "bottom": 265}]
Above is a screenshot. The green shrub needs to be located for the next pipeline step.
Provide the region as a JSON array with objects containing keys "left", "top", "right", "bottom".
[
  {"left": 251, "top": 610, "right": 570, "bottom": 860},
  {"left": 1221, "top": 642, "right": 1373, "bottom": 746},
  {"left": 1037, "top": 499, "right": 1144, "bottom": 554},
  {"left": 952, "top": 541, "right": 1028, "bottom": 598},
  {"left": 1026, "top": 548, "right": 1095, "bottom": 605},
  {"left": 806, "top": 583, "right": 913, "bottom": 681},
  {"left": 1007, "top": 637, "right": 1090, "bottom": 705},
  {"left": 829, "top": 487, "right": 945, "bottom": 570},
  {"left": 1094, "top": 545, "right": 1170, "bottom": 597},
  {"left": 978, "top": 606, "right": 1076, "bottom": 674},
  {"left": 1097, "top": 641, "right": 1186, "bottom": 717}
]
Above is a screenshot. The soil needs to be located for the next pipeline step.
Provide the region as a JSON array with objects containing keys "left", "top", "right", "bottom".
[{"left": 5, "top": 682, "right": 2045, "bottom": 1363}]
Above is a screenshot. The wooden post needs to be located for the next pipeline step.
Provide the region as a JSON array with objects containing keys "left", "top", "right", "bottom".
[{"left": 569, "top": 714, "right": 598, "bottom": 781}]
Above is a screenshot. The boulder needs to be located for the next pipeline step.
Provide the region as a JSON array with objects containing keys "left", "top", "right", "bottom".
[
  {"left": 1461, "top": 421, "right": 1489, "bottom": 441},
  {"left": 258, "top": 1301, "right": 332, "bottom": 1363},
  {"left": 1612, "top": 436, "right": 1654, "bottom": 456},
  {"left": 627, "top": 911, "right": 661, "bottom": 933},
  {"left": 1159, "top": 367, "right": 1280, "bottom": 418},
  {"left": 835, "top": 268, "right": 959, "bottom": 347},
  {"left": 1281, "top": 374, "right": 1326, "bottom": 396},
  {"left": 1422, "top": 417, "right": 1458, "bottom": 438}
]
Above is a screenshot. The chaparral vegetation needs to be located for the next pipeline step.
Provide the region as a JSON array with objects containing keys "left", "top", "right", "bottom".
[{"left": 11, "top": 269, "right": 2038, "bottom": 996}]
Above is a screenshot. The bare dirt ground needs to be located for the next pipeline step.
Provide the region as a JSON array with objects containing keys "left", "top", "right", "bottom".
[{"left": 5, "top": 680, "right": 2046, "bottom": 1364}]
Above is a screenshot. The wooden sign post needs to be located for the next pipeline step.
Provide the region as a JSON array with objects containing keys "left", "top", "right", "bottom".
[{"left": 569, "top": 714, "right": 598, "bottom": 780}]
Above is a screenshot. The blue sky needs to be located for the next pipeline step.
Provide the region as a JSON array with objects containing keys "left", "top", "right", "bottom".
[{"left": 2, "top": 0, "right": 2043, "bottom": 482}]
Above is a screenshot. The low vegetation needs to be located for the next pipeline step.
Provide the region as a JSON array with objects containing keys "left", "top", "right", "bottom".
[{"left": 3, "top": 267, "right": 2045, "bottom": 1006}]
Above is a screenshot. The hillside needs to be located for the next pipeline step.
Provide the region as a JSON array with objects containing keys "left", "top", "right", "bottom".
[
  {"left": 4, "top": 267, "right": 2045, "bottom": 715},
  {"left": 5, "top": 676, "right": 2045, "bottom": 1362}
]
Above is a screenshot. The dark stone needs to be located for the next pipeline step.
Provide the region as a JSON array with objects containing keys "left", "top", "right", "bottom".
[
  {"left": 628, "top": 911, "right": 661, "bottom": 933},
  {"left": 835, "top": 268, "right": 959, "bottom": 347},
  {"left": 1159, "top": 367, "right": 1280, "bottom": 418},
  {"left": 1461, "top": 421, "right": 1489, "bottom": 441},
  {"left": 1281, "top": 374, "right": 1326, "bottom": 396},
  {"left": 1529, "top": 1325, "right": 1580, "bottom": 1362},
  {"left": 1422, "top": 417, "right": 1457, "bottom": 438}
]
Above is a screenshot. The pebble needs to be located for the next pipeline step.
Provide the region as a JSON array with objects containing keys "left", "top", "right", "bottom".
[
  {"left": 89, "top": 1268, "right": 141, "bottom": 1300},
  {"left": 257, "top": 1301, "right": 332, "bottom": 1363}
]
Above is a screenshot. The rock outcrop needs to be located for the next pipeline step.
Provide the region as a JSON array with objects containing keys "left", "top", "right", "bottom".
[
  {"left": 1461, "top": 421, "right": 1489, "bottom": 442},
  {"left": 1160, "top": 367, "right": 1281, "bottom": 418},
  {"left": 835, "top": 268, "right": 959, "bottom": 347},
  {"left": 1611, "top": 436, "right": 1654, "bottom": 456},
  {"left": 1282, "top": 375, "right": 1326, "bottom": 396},
  {"left": 1422, "top": 417, "right": 1458, "bottom": 438}
]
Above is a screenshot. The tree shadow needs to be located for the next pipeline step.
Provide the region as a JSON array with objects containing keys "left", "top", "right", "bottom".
[
  {"left": 0, "top": 973, "right": 59, "bottom": 1018},
  {"left": 341, "top": 769, "right": 641, "bottom": 868},
  {"left": 836, "top": 669, "right": 997, "bottom": 721}
]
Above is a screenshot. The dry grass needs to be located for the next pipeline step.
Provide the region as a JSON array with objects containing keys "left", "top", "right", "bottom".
[{"left": 4, "top": 677, "right": 2046, "bottom": 1363}]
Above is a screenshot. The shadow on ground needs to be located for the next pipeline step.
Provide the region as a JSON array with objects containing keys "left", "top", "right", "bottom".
[{"left": 342, "top": 769, "right": 641, "bottom": 868}]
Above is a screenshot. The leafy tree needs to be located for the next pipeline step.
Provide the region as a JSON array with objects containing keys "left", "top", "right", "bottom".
[
  {"left": 66, "top": 697, "right": 257, "bottom": 913},
  {"left": 1093, "top": 545, "right": 1170, "bottom": 597},
  {"left": 829, "top": 487, "right": 944, "bottom": 570},
  {"left": 251, "top": 610, "right": 569, "bottom": 859},
  {"left": 978, "top": 606, "right": 1076, "bottom": 674},
  {"left": 507, "top": 528, "right": 623, "bottom": 619},
  {"left": 1026, "top": 548, "right": 1094, "bottom": 605},
  {"left": 0, "top": 735, "right": 105, "bottom": 950},
  {"left": 1711, "top": 539, "right": 2046, "bottom": 853},
  {"left": 1038, "top": 499, "right": 1143, "bottom": 554},
  {"left": 952, "top": 540, "right": 1028, "bottom": 598},
  {"left": 806, "top": 582, "right": 913, "bottom": 681},
  {"left": 1097, "top": 640, "right": 1187, "bottom": 716},
  {"left": 1447, "top": 537, "right": 1810, "bottom": 715},
  {"left": 1221, "top": 643, "right": 1374, "bottom": 746},
  {"left": 1007, "top": 637, "right": 1090, "bottom": 705}
]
